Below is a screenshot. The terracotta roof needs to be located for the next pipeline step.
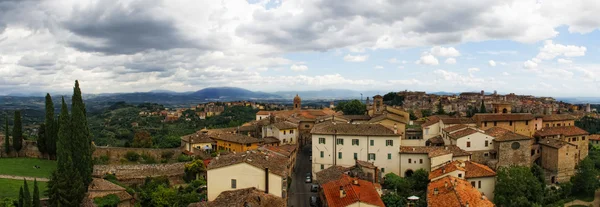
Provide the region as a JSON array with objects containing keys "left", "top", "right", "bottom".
[
  {"left": 429, "top": 161, "right": 465, "bottom": 180},
  {"left": 88, "top": 178, "right": 125, "bottom": 192},
  {"left": 443, "top": 124, "right": 469, "bottom": 133},
  {"left": 355, "top": 160, "right": 376, "bottom": 169},
  {"left": 430, "top": 161, "right": 496, "bottom": 179},
  {"left": 368, "top": 113, "right": 408, "bottom": 124},
  {"left": 316, "top": 166, "right": 349, "bottom": 185},
  {"left": 311, "top": 123, "right": 397, "bottom": 136},
  {"left": 485, "top": 127, "right": 531, "bottom": 141},
  {"left": 428, "top": 136, "right": 445, "bottom": 144},
  {"left": 262, "top": 137, "right": 281, "bottom": 144},
  {"left": 262, "top": 144, "right": 297, "bottom": 157},
  {"left": 256, "top": 111, "right": 271, "bottom": 115},
  {"left": 448, "top": 128, "right": 480, "bottom": 140},
  {"left": 589, "top": 134, "right": 600, "bottom": 141},
  {"left": 440, "top": 118, "right": 475, "bottom": 125},
  {"left": 539, "top": 138, "right": 576, "bottom": 149},
  {"left": 207, "top": 150, "right": 288, "bottom": 177},
  {"left": 342, "top": 115, "right": 373, "bottom": 121},
  {"left": 322, "top": 175, "right": 385, "bottom": 207},
  {"left": 541, "top": 114, "right": 576, "bottom": 121},
  {"left": 422, "top": 116, "right": 442, "bottom": 127},
  {"left": 400, "top": 146, "right": 470, "bottom": 158},
  {"left": 534, "top": 126, "right": 589, "bottom": 137},
  {"left": 189, "top": 187, "right": 286, "bottom": 207},
  {"left": 272, "top": 121, "right": 298, "bottom": 130},
  {"left": 473, "top": 113, "right": 535, "bottom": 122},
  {"left": 181, "top": 133, "right": 215, "bottom": 144},
  {"left": 237, "top": 125, "right": 257, "bottom": 132},
  {"left": 210, "top": 133, "right": 263, "bottom": 144},
  {"left": 427, "top": 175, "right": 494, "bottom": 207}
]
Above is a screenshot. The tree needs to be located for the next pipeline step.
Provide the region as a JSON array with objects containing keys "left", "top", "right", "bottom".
[
  {"left": 4, "top": 117, "right": 10, "bottom": 155},
  {"left": 383, "top": 92, "right": 404, "bottom": 106},
  {"left": 71, "top": 80, "right": 93, "bottom": 186},
  {"left": 12, "top": 111, "right": 23, "bottom": 154},
  {"left": 23, "top": 179, "right": 31, "bottom": 207},
  {"left": 435, "top": 100, "right": 446, "bottom": 115},
  {"left": 18, "top": 187, "right": 23, "bottom": 207},
  {"left": 32, "top": 179, "right": 40, "bottom": 207},
  {"left": 334, "top": 100, "right": 366, "bottom": 115},
  {"left": 531, "top": 164, "right": 546, "bottom": 187},
  {"left": 407, "top": 169, "right": 429, "bottom": 193},
  {"left": 37, "top": 124, "right": 47, "bottom": 155},
  {"left": 45, "top": 93, "right": 57, "bottom": 159},
  {"left": 132, "top": 131, "right": 153, "bottom": 148},
  {"left": 479, "top": 100, "right": 486, "bottom": 113},
  {"left": 494, "top": 166, "right": 543, "bottom": 206},
  {"left": 184, "top": 159, "right": 206, "bottom": 182},
  {"left": 572, "top": 157, "right": 599, "bottom": 196}
]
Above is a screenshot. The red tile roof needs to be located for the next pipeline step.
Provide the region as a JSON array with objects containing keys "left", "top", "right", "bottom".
[
  {"left": 485, "top": 127, "right": 531, "bottom": 141},
  {"left": 440, "top": 118, "right": 475, "bottom": 125},
  {"left": 541, "top": 114, "right": 576, "bottom": 121},
  {"left": 534, "top": 126, "right": 589, "bottom": 137},
  {"left": 422, "top": 116, "right": 442, "bottom": 127},
  {"left": 399, "top": 146, "right": 471, "bottom": 158},
  {"left": 311, "top": 123, "right": 397, "bottom": 136},
  {"left": 262, "top": 144, "right": 297, "bottom": 157},
  {"left": 589, "top": 134, "right": 600, "bottom": 141},
  {"left": 448, "top": 128, "right": 480, "bottom": 140},
  {"left": 473, "top": 113, "right": 534, "bottom": 122},
  {"left": 429, "top": 161, "right": 496, "bottom": 180},
  {"left": 322, "top": 175, "right": 385, "bottom": 207},
  {"left": 443, "top": 124, "right": 468, "bottom": 133},
  {"left": 427, "top": 175, "right": 494, "bottom": 207}
]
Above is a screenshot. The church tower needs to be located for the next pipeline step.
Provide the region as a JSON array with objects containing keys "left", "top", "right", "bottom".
[
  {"left": 373, "top": 95, "right": 384, "bottom": 115},
  {"left": 294, "top": 94, "right": 301, "bottom": 110}
]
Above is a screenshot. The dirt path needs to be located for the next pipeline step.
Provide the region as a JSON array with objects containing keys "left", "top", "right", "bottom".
[
  {"left": 565, "top": 189, "right": 600, "bottom": 207},
  {"left": 0, "top": 174, "right": 49, "bottom": 182}
]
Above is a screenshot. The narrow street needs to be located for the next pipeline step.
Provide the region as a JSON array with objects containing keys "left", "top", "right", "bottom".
[{"left": 288, "top": 144, "right": 316, "bottom": 207}]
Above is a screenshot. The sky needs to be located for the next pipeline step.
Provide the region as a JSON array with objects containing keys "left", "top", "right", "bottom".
[{"left": 1, "top": 0, "right": 600, "bottom": 97}]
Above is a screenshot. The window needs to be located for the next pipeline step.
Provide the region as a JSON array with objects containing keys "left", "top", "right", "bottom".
[
  {"left": 425, "top": 128, "right": 429, "bottom": 135},
  {"left": 511, "top": 142, "right": 521, "bottom": 150},
  {"left": 246, "top": 143, "right": 251, "bottom": 147},
  {"left": 320, "top": 164, "right": 324, "bottom": 170},
  {"left": 494, "top": 121, "right": 497, "bottom": 126},
  {"left": 546, "top": 124, "right": 550, "bottom": 127},
  {"left": 290, "top": 130, "right": 294, "bottom": 134},
  {"left": 388, "top": 153, "right": 392, "bottom": 160},
  {"left": 354, "top": 153, "right": 358, "bottom": 160},
  {"left": 352, "top": 139, "right": 359, "bottom": 146},
  {"left": 320, "top": 151, "right": 324, "bottom": 158},
  {"left": 283, "top": 139, "right": 286, "bottom": 143},
  {"left": 231, "top": 179, "right": 237, "bottom": 189},
  {"left": 467, "top": 141, "right": 471, "bottom": 148},
  {"left": 458, "top": 173, "right": 462, "bottom": 178},
  {"left": 419, "top": 159, "right": 423, "bottom": 164},
  {"left": 368, "top": 153, "right": 376, "bottom": 160},
  {"left": 381, "top": 168, "right": 385, "bottom": 173},
  {"left": 319, "top": 138, "right": 325, "bottom": 144},
  {"left": 336, "top": 139, "right": 344, "bottom": 145},
  {"left": 509, "top": 121, "right": 513, "bottom": 126},
  {"left": 370, "top": 140, "right": 374, "bottom": 146},
  {"left": 526, "top": 121, "right": 529, "bottom": 125},
  {"left": 478, "top": 181, "right": 482, "bottom": 188},
  {"left": 290, "top": 138, "right": 293, "bottom": 143},
  {"left": 338, "top": 152, "right": 342, "bottom": 159},
  {"left": 484, "top": 121, "right": 487, "bottom": 127},
  {"left": 583, "top": 136, "right": 586, "bottom": 140},
  {"left": 471, "top": 181, "right": 476, "bottom": 187},
  {"left": 305, "top": 124, "right": 310, "bottom": 128},
  {"left": 408, "top": 158, "right": 412, "bottom": 163},
  {"left": 386, "top": 140, "right": 393, "bottom": 146},
  {"left": 484, "top": 152, "right": 489, "bottom": 157},
  {"left": 283, "top": 131, "right": 286, "bottom": 135},
  {"left": 485, "top": 140, "right": 489, "bottom": 147}
]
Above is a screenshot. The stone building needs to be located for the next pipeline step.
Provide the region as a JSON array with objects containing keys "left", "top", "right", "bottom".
[
  {"left": 541, "top": 114, "right": 576, "bottom": 128},
  {"left": 534, "top": 126, "right": 589, "bottom": 161},
  {"left": 485, "top": 127, "right": 532, "bottom": 169},
  {"left": 538, "top": 138, "right": 578, "bottom": 183},
  {"left": 472, "top": 113, "right": 535, "bottom": 137}
]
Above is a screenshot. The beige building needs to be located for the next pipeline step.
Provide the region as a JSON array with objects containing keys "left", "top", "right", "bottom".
[
  {"left": 399, "top": 146, "right": 470, "bottom": 177},
  {"left": 538, "top": 138, "right": 578, "bottom": 183},
  {"left": 541, "top": 114, "right": 576, "bottom": 128},
  {"left": 181, "top": 132, "right": 215, "bottom": 152},
  {"left": 206, "top": 151, "right": 289, "bottom": 201},
  {"left": 535, "top": 126, "right": 589, "bottom": 160},
  {"left": 473, "top": 113, "right": 536, "bottom": 137},
  {"left": 262, "top": 121, "right": 299, "bottom": 145},
  {"left": 86, "top": 178, "right": 133, "bottom": 207},
  {"left": 190, "top": 187, "right": 286, "bottom": 207},
  {"left": 429, "top": 160, "right": 497, "bottom": 200},
  {"left": 446, "top": 128, "right": 495, "bottom": 164}
]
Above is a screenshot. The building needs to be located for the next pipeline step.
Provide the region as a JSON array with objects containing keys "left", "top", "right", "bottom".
[
  {"left": 311, "top": 123, "right": 401, "bottom": 177},
  {"left": 293, "top": 94, "right": 302, "bottom": 110},
  {"left": 262, "top": 121, "right": 299, "bottom": 144},
  {"left": 485, "top": 127, "right": 532, "bottom": 169},
  {"left": 190, "top": 187, "right": 286, "bottom": 207},
  {"left": 427, "top": 175, "right": 494, "bottom": 207},
  {"left": 541, "top": 114, "right": 576, "bottom": 128},
  {"left": 321, "top": 174, "right": 385, "bottom": 207},
  {"left": 398, "top": 146, "right": 470, "bottom": 177},
  {"left": 429, "top": 160, "right": 497, "bottom": 200},
  {"left": 85, "top": 178, "right": 133, "bottom": 207},
  {"left": 445, "top": 128, "right": 494, "bottom": 164},
  {"left": 206, "top": 151, "right": 289, "bottom": 201},
  {"left": 472, "top": 113, "right": 535, "bottom": 137},
  {"left": 315, "top": 160, "right": 380, "bottom": 185},
  {"left": 260, "top": 144, "right": 298, "bottom": 176},
  {"left": 211, "top": 133, "right": 264, "bottom": 153},
  {"left": 534, "top": 126, "right": 589, "bottom": 160},
  {"left": 589, "top": 134, "right": 600, "bottom": 148},
  {"left": 181, "top": 132, "right": 215, "bottom": 152},
  {"left": 538, "top": 138, "right": 578, "bottom": 183}
]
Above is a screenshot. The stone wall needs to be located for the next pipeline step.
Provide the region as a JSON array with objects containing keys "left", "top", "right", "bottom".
[
  {"left": 0, "top": 140, "right": 42, "bottom": 158},
  {"left": 494, "top": 139, "right": 531, "bottom": 169},
  {"left": 470, "top": 150, "right": 493, "bottom": 164},
  {"left": 93, "top": 162, "right": 188, "bottom": 185},
  {"left": 93, "top": 147, "right": 182, "bottom": 163}
]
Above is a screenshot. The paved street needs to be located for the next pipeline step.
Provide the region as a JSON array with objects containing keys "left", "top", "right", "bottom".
[{"left": 288, "top": 144, "right": 316, "bottom": 207}]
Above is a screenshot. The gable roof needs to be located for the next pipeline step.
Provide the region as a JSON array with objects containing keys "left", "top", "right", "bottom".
[
  {"left": 485, "top": 127, "right": 531, "bottom": 141},
  {"left": 399, "top": 146, "right": 470, "bottom": 158},
  {"left": 190, "top": 187, "right": 286, "bottom": 207},
  {"left": 422, "top": 116, "right": 442, "bottom": 127},
  {"left": 448, "top": 128, "right": 480, "bottom": 140},
  {"left": 322, "top": 175, "right": 385, "bottom": 207},
  {"left": 311, "top": 122, "right": 397, "bottom": 136},
  {"left": 427, "top": 175, "right": 494, "bottom": 207},
  {"left": 440, "top": 118, "right": 475, "bottom": 125},
  {"left": 589, "top": 134, "right": 600, "bottom": 141},
  {"left": 538, "top": 138, "right": 577, "bottom": 149},
  {"left": 534, "top": 126, "right": 589, "bottom": 137},
  {"left": 207, "top": 150, "right": 288, "bottom": 177},
  {"left": 272, "top": 121, "right": 298, "bottom": 130},
  {"left": 342, "top": 115, "right": 372, "bottom": 121},
  {"left": 181, "top": 133, "right": 216, "bottom": 144},
  {"left": 210, "top": 133, "right": 263, "bottom": 144},
  {"left": 443, "top": 124, "right": 469, "bottom": 133},
  {"left": 261, "top": 144, "right": 297, "bottom": 157},
  {"left": 541, "top": 114, "right": 576, "bottom": 121},
  {"left": 472, "top": 113, "right": 534, "bottom": 122},
  {"left": 368, "top": 113, "right": 408, "bottom": 124}
]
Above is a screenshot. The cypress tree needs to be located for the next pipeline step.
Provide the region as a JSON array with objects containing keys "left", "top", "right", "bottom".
[
  {"left": 23, "top": 179, "right": 31, "bottom": 207},
  {"left": 37, "top": 123, "right": 47, "bottom": 155},
  {"left": 33, "top": 179, "right": 40, "bottom": 207},
  {"left": 44, "top": 93, "right": 57, "bottom": 159},
  {"left": 4, "top": 117, "right": 10, "bottom": 154},
  {"left": 12, "top": 111, "right": 23, "bottom": 155},
  {"left": 19, "top": 186, "right": 23, "bottom": 207},
  {"left": 71, "top": 80, "right": 93, "bottom": 186},
  {"left": 56, "top": 97, "right": 71, "bottom": 170},
  {"left": 479, "top": 100, "right": 486, "bottom": 113}
]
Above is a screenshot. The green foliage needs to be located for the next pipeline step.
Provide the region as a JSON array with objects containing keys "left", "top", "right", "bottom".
[
  {"left": 406, "top": 169, "right": 429, "bottom": 193},
  {"left": 44, "top": 94, "right": 57, "bottom": 158},
  {"left": 125, "top": 151, "right": 140, "bottom": 162},
  {"left": 70, "top": 80, "right": 93, "bottom": 186},
  {"left": 141, "top": 153, "right": 157, "bottom": 164},
  {"left": 420, "top": 109, "right": 432, "bottom": 117},
  {"left": 408, "top": 111, "right": 417, "bottom": 120},
  {"left": 22, "top": 179, "right": 31, "bottom": 207},
  {"left": 37, "top": 124, "right": 46, "bottom": 155},
  {"left": 0, "top": 198, "right": 16, "bottom": 207},
  {"left": 4, "top": 117, "right": 10, "bottom": 154},
  {"left": 94, "top": 155, "right": 110, "bottom": 165},
  {"left": 18, "top": 187, "right": 22, "bottom": 207},
  {"left": 93, "top": 194, "right": 120, "bottom": 207},
  {"left": 572, "top": 157, "right": 599, "bottom": 196},
  {"left": 383, "top": 92, "right": 405, "bottom": 106},
  {"left": 480, "top": 100, "right": 486, "bottom": 113},
  {"left": 184, "top": 159, "right": 206, "bottom": 182},
  {"left": 178, "top": 154, "right": 193, "bottom": 162},
  {"left": 12, "top": 111, "right": 23, "bottom": 153},
  {"left": 46, "top": 157, "right": 86, "bottom": 207},
  {"left": 494, "top": 166, "right": 543, "bottom": 206},
  {"left": 465, "top": 105, "right": 478, "bottom": 117},
  {"left": 132, "top": 131, "right": 153, "bottom": 148},
  {"left": 435, "top": 100, "right": 446, "bottom": 115},
  {"left": 382, "top": 173, "right": 427, "bottom": 207},
  {"left": 576, "top": 116, "right": 600, "bottom": 134},
  {"left": 531, "top": 164, "right": 546, "bottom": 187},
  {"left": 335, "top": 100, "right": 366, "bottom": 115},
  {"left": 32, "top": 180, "right": 40, "bottom": 207}
]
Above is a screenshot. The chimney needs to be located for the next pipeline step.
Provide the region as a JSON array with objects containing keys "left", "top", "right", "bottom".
[
  {"left": 340, "top": 186, "right": 346, "bottom": 198},
  {"left": 444, "top": 181, "right": 448, "bottom": 188},
  {"left": 442, "top": 168, "right": 446, "bottom": 173},
  {"left": 374, "top": 167, "right": 379, "bottom": 183},
  {"left": 353, "top": 179, "right": 359, "bottom": 185},
  {"left": 433, "top": 188, "right": 439, "bottom": 195},
  {"left": 465, "top": 201, "right": 470, "bottom": 207},
  {"left": 265, "top": 168, "right": 269, "bottom": 194},
  {"left": 393, "top": 124, "right": 398, "bottom": 134}
]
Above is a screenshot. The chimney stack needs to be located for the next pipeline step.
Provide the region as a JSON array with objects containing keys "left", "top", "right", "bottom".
[
  {"left": 433, "top": 188, "right": 439, "bottom": 195},
  {"left": 340, "top": 186, "right": 346, "bottom": 198},
  {"left": 444, "top": 181, "right": 448, "bottom": 188},
  {"left": 465, "top": 201, "right": 470, "bottom": 207},
  {"left": 353, "top": 179, "right": 359, "bottom": 185}
]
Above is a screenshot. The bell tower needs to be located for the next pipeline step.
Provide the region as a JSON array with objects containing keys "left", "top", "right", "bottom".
[
  {"left": 373, "top": 95, "right": 383, "bottom": 115},
  {"left": 293, "top": 94, "right": 302, "bottom": 110}
]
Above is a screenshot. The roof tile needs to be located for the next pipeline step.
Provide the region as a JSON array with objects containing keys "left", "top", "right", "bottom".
[{"left": 322, "top": 175, "right": 385, "bottom": 207}]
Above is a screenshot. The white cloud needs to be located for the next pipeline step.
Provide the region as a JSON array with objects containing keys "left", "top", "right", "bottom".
[
  {"left": 290, "top": 64, "right": 308, "bottom": 72},
  {"left": 489, "top": 60, "right": 496, "bottom": 67},
  {"left": 468, "top": 68, "right": 480, "bottom": 73},
  {"left": 557, "top": 58, "right": 573, "bottom": 64},
  {"left": 343, "top": 54, "right": 369, "bottom": 62},
  {"left": 416, "top": 53, "right": 439, "bottom": 65},
  {"left": 401, "top": 60, "right": 408, "bottom": 64},
  {"left": 478, "top": 51, "right": 518, "bottom": 55},
  {"left": 256, "top": 67, "right": 268, "bottom": 72},
  {"left": 502, "top": 72, "right": 510, "bottom": 76},
  {"left": 431, "top": 46, "right": 461, "bottom": 57},
  {"left": 433, "top": 69, "right": 484, "bottom": 87},
  {"left": 374, "top": 65, "right": 384, "bottom": 69},
  {"left": 523, "top": 60, "right": 538, "bottom": 69},
  {"left": 387, "top": 58, "right": 398, "bottom": 63},
  {"left": 445, "top": 58, "right": 457, "bottom": 64},
  {"left": 536, "top": 40, "right": 587, "bottom": 60},
  {"left": 397, "top": 66, "right": 404, "bottom": 69}
]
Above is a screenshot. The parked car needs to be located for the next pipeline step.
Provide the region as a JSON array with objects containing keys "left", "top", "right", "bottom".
[
  {"left": 310, "top": 196, "right": 318, "bottom": 206},
  {"left": 306, "top": 172, "right": 312, "bottom": 177},
  {"left": 305, "top": 176, "right": 312, "bottom": 183},
  {"left": 311, "top": 184, "right": 319, "bottom": 192}
]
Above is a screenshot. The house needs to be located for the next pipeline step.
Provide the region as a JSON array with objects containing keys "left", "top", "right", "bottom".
[
  {"left": 260, "top": 144, "right": 298, "bottom": 176},
  {"left": 311, "top": 122, "right": 401, "bottom": 177},
  {"left": 181, "top": 132, "right": 215, "bottom": 152},
  {"left": 589, "top": 134, "right": 600, "bottom": 148},
  {"left": 262, "top": 121, "right": 298, "bottom": 144},
  {"left": 206, "top": 151, "right": 289, "bottom": 201},
  {"left": 541, "top": 114, "right": 576, "bottom": 128},
  {"left": 398, "top": 146, "right": 470, "bottom": 177},
  {"left": 210, "top": 133, "right": 263, "bottom": 153},
  {"left": 429, "top": 160, "right": 497, "bottom": 200},
  {"left": 321, "top": 174, "right": 385, "bottom": 207},
  {"left": 85, "top": 178, "right": 133, "bottom": 207},
  {"left": 190, "top": 187, "right": 286, "bottom": 207},
  {"left": 534, "top": 126, "right": 589, "bottom": 160},
  {"left": 315, "top": 160, "right": 380, "bottom": 185},
  {"left": 538, "top": 138, "right": 578, "bottom": 183},
  {"left": 445, "top": 127, "right": 495, "bottom": 164},
  {"left": 472, "top": 113, "right": 535, "bottom": 137},
  {"left": 485, "top": 127, "right": 532, "bottom": 169},
  {"left": 427, "top": 175, "right": 494, "bottom": 207}
]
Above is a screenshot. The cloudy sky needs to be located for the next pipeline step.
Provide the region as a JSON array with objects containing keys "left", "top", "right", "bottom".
[{"left": 1, "top": 0, "right": 600, "bottom": 96}]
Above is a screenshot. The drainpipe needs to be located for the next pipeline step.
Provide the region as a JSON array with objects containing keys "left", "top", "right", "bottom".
[{"left": 265, "top": 168, "right": 269, "bottom": 194}]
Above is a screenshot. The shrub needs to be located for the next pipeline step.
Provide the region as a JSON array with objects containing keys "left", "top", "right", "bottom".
[
  {"left": 125, "top": 151, "right": 140, "bottom": 162},
  {"left": 161, "top": 151, "right": 175, "bottom": 160},
  {"left": 94, "top": 194, "right": 120, "bottom": 207},
  {"left": 94, "top": 155, "right": 110, "bottom": 165},
  {"left": 141, "top": 154, "right": 157, "bottom": 164},
  {"left": 177, "top": 154, "right": 193, "bottom": 162}
]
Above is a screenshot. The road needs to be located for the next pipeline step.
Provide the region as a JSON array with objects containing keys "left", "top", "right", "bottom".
[
  {"left": 288, "top": 144, "right": 316, "bottom": 207},
  {"left": 0, "top": 175, "right": 49, "bottom": 182}
]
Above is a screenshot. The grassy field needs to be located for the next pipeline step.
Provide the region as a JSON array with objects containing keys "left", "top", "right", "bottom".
[
  {"left": 0, "top": 178, "right": 48, "bottom": 199},
  {"left": 0, "top": 158, "right": 56, "bottom": 178}
]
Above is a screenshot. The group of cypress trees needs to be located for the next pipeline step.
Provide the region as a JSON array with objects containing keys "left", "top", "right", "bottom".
[
  {"left": 18, "top": 179, "right": 41, "bottom": 207},
  {"left": 45, "top": 80, "right": 94, "bottom": 206},
  {"left": 3, "top": 111, "right": 23, "bottom": 156},
  {"left": 37, "top": 94, "right": 58, "bottom": 159}
]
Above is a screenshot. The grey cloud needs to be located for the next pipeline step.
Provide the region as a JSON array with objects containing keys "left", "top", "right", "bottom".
[{"left": 18, "top": 54, "right": 57, "bottom": 69}]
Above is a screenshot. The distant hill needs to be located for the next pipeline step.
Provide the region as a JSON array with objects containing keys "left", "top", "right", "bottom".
[
  {"left": 275, "top": 89, "right": 381, "bottom": 100},
  {"left": 190, "top": 87, "right": 280, "bottom": 99}
]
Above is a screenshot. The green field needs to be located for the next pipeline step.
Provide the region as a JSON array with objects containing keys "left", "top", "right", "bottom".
[
  {"left": 0, "top": 158, "right": 56, "bottom": 178},
  {"left": 0, "top": 178, "right": 48, "bottom": 199}
]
